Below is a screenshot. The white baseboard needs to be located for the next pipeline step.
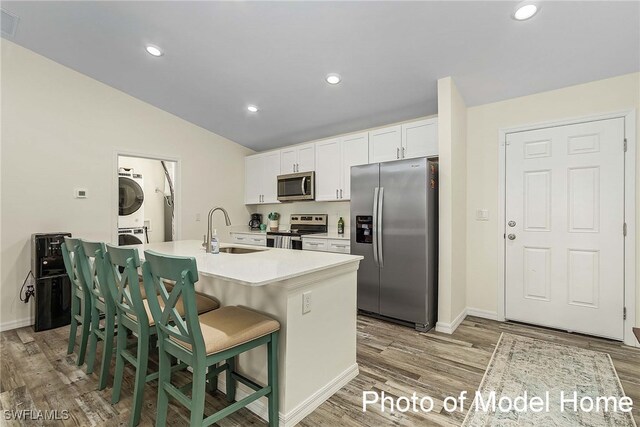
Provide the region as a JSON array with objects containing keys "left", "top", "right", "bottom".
[
  {"left": 466, "top": 307, "right": 499, "bottom": 321},
  {"left": 435, "top": 307, "right": 500, "bottom": 334},
  {"left": 0, "top": 317, "right": 32, "bottom": 332},
  {"left": 217, "top": 363, "right": 359, "bottom": 427},
  {"left": 435, "top": 308, "right": 467, "bottom": 334}
]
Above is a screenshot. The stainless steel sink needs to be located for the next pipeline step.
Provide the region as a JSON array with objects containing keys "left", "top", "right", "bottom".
[{"left": 219, "top": 247, "right": 266, "bottom": 254}]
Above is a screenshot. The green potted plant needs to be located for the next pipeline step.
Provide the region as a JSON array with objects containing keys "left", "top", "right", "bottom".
[{"left": 268, "top": 212, "right": 280, "bottom": 231}]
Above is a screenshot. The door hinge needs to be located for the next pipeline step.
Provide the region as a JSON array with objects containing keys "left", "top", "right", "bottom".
[
  {"left": 623, "top": 222, "right": 627, "bottom": 236},
  {"left": 623, "top": 307, "right": 627, "bottom": 320},
  {"left": 624, "top": 138, "right": 628, "bottom": 152}
]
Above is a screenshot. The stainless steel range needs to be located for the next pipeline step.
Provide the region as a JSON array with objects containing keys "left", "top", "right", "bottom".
[{"left": 266, "top": 214, "right": 327, "bottom": 250}]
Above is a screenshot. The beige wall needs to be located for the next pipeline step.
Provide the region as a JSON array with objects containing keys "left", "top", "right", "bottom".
[
  {"left": 0, "top": 40, "right": 253, "bottom": 329},
  {"left": 436, "top": 77, "right": 468, "bottom": 328},
  {"left": 465, "top": 72, "right": 640, "bottom": 329}
]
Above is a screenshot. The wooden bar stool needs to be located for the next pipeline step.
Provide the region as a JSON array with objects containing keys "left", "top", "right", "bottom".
[
  {"left": 105, "top": 245, "right": 221, "bottom": 426},
  {"left": 77, "top": 240, "right": 117, "bottom": 390},
  {"left": 142, "top": 250, "right": 280, "bottom": 427},
  {"left": 61, "top": 237, "right": 92, "bottom": 366}
]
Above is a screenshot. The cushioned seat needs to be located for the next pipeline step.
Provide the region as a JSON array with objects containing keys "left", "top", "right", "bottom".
[
  {"left": 129, "top": 292, "right": 220, "bottom": 326},
  {"left": 171, "top": 306, "right": 280, "bottom": 355}
]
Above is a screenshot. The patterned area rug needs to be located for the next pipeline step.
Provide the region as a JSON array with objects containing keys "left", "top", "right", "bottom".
[{"left": 462, "top": 333, "right": 636, "bottom": 427}]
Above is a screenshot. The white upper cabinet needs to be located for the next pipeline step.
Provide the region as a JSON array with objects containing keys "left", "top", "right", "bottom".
[
  {"left": 315, "top": 133, "right": 368, "bottom": 201},
  {"left": 368, "top": 119, "right": 438, "bottom": 163},
  {"left": 369, "top": 125, "right": 402, "bottom": 163},
  {"left": 280, "top": 143, "right": 315, "bottom": 174},
  {"left": 340, "top": 132, "right": 369, "bottom": 200},
  {"left": 315, "top": 138, "right": 341, "bottom": 201},
  {"left": 401, "top": 118, "right": 438, "bottom": 159},
  {"left": 245, "top": 150, "right": 281, "bottom": 205}
]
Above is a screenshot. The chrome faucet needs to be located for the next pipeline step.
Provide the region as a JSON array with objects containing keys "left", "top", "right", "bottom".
[{"left": 206, "top": 207, "right": 232, "bottom": 253}]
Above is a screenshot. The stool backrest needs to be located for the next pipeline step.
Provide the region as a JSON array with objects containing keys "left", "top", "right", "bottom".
[
  {"left": 78, "top": 240, "right": 111, "bottom": 306},
  {"left": 62, "top": 237, "right": 89, "bottom": 297},
  {"left": 105, "top": 245, "right": 147, "bottom": 323},
  {"left": 142, "top": 250, "right": 204, "bottom": 353}
]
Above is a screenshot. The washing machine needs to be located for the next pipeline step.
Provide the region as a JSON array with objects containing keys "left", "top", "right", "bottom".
[
  {"left": 118, "top": 228, "right": 145, "bottom": 246},
  {"left": 118, "top": 169, "right": 145, "bottom": 229}
]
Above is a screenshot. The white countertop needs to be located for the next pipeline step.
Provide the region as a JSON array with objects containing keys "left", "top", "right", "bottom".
[
  {"left": 130, "top": 240, "right": 362, "bottom": 287},
  {"left": 302, "top": 231, "right": 350, "bottom": 241}
]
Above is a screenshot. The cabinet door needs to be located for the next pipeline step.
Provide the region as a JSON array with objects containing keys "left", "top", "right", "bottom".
[
  {"left": 327, "top": 239, "right": 351, "bottom": 254},
  {"left": 302, "top": 238, "right": 328, "bottom": 252},
  {"left": 315, "top": 138, "right": 342, "bottom": 201},
  {"left": 340, "top": 132, "right": 369, "bottom": 200},
  {"left": 369, "top": 125, "right": 402, "bottom": 163},
  {"left": 297, "top": 143, "right": 316, "bottom": 172},
  {"left": 280, "top": 148, "right": 297, "bottom": 174},
  {"left": 244, "top": 155, "right": 262, "bottom": 204},
  {"left": 261, "top": 151, "right": 281, "bottom": 203},
  {"left": 401, "top": 119, "right": 438, "bottom": 159}
]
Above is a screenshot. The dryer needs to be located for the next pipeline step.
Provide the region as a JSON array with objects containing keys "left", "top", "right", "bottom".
[
  {"left": 118, "top": 228, "right": 145, "bottom": 246},
  {"left": 118, "top": 169, "right": 145, "bottom": 229}
]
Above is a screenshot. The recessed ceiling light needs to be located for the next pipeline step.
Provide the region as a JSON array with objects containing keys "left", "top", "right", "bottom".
[
  {"left": 145, "top": 45, "right": 163, "bottom": 57},
  {"left": 326, "top": 73, "right": 341, "bottom": 85},
  {"left": 513, "top": 2, "right": 539, "bottom": 20},
  {"left": 247, "top": 105, "right": 259, "bottom": 113}
]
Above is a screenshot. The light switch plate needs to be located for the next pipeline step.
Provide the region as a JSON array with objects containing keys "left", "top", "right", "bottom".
[{"left": 476, "top": 209, "right": 489, "bottom": 221}]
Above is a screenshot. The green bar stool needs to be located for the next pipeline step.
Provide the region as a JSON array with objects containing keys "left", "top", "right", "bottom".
[
  {"left": 77, "top": 240, "right": 117, "bottom": 390},
  {"left": 106, "top": 245, "right": 221, "bottom": 427},
  {"left": 61, "top": 237, "right": 92, "bottom": 366},
  {"left": 142, "top": 250, "right": 280, "bottom": 427}
]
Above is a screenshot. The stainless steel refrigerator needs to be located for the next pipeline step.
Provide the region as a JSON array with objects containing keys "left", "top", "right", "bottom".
[{"left": 350, "top": 157, "right": 438, "bottom": 332}]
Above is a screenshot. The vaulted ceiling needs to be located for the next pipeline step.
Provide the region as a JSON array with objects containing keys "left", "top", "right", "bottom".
[{"left": 3, "top": 1, "right": 639, "bottom": 150}]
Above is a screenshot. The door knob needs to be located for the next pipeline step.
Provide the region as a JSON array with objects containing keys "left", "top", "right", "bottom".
[
  {"left": 508, "top": 220, "right": 516, "bottom": 227},
  {"left": 508, "top": 234, "right": 516, "bottom": 240}
]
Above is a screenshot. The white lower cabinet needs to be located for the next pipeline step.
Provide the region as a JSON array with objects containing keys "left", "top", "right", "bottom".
[
  {"left": 302, "top": 237, "right": 350, "bottom": 254},
  {"left": 230, "top": 233, "right": 266, "bottom": 247}
]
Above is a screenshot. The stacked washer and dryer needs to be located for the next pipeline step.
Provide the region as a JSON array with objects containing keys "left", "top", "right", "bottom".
[{"left": 118, "top": 168, "right": 146, "bottom": 245}]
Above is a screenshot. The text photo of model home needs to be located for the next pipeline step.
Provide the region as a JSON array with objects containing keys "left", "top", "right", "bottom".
[{"left": 1, "top": 2, "right": 638, "bottom": 427}]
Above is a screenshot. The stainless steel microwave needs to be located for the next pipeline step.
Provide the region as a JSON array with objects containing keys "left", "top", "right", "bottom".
[{"left": 277, "top": 171, "right": 315, "bottom": 201}]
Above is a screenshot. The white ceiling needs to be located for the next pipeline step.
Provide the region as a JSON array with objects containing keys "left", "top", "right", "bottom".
[{"left": 2, "top": 1, "right": 638, "bottom": 151}]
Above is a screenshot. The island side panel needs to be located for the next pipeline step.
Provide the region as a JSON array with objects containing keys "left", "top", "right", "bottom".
[{"left": 281, "top": 263, "right": 359, "bottom": 422}]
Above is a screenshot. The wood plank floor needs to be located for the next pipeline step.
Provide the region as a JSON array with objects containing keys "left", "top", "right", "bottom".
[{"left": 1, "top": 315, "right": 638, "bottom": 426}]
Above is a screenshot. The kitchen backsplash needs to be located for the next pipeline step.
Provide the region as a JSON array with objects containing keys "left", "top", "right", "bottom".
[{"left": 251, "top": 201, "right": 350, "bottom": 230}]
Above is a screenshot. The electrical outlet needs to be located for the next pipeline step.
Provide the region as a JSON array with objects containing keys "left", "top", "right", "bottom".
[{"left": 302, "top": 291, "right": 312, "bottom": 314}]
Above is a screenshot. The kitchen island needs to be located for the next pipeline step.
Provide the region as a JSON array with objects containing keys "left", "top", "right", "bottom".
[{"left": 132, "top": 240, "right": 362, "bottom": 426}]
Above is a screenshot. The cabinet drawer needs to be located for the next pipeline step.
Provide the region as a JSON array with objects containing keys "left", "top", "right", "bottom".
[
  {"left": 327, "top": 239, "right": 351, "bottom": 254},
  {"left": 302, "top": 238, "right": 327, "bottom": 252},
  {"left": 231, "top": 234, "right": 266, "bottom": 247}
]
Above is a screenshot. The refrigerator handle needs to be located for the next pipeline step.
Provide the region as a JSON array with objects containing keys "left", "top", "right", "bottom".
[
  {"left": 372, "top": 187, "right": 379, "bottom": 266},
  {"left": 377, "top": 187, "right": 384, "bottom": 267}
]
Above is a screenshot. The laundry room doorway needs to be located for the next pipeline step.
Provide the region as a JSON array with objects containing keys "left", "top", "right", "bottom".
[{"left": 115, "top": 154, "right": 179, "bottom": 246}]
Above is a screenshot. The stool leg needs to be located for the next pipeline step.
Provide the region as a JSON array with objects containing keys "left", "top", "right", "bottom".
[
  {"left": 77, "top": 297, "right": 92, "bottom": 366},
  {"left": 190, "top": 358, "right": 207, "bottom": 427},
  {"left": 111, "top": 318, "right": 128, "bottom": 404},
  {"left": 225, "top": 357, "right": 236, "bottom": 402},
  {"left": 131, "top": 329, "right": 149, "bottom": 427},
  {"left": 267, "top": 332, "right": 279, "bottom": 427},
  {"left": 155, "top": 343, "right": 171, "bottom": 427},
  {"left": 85, "top": 305, "right": 99, "bottom": 374},
  {"left": 98, "top": 312, "right": 115, "bottom": 390},
  {"left": 67, "top": 294, "right": 79, "bottom": 355},
  {"left": 206, "top": 364, "right": 217, "bottom": 393}
]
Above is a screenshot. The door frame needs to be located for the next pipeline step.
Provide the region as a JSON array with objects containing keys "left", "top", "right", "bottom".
[
  {"left": 497, "top": 110, "right": 637, "bottom": 347},
  {"left": 113, "top": 150, "right": 182, "bottom": 246}
]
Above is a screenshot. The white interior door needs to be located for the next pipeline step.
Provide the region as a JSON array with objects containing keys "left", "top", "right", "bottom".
[{"left": 505, "top": 118, "right": 625, "bottom": 340}]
